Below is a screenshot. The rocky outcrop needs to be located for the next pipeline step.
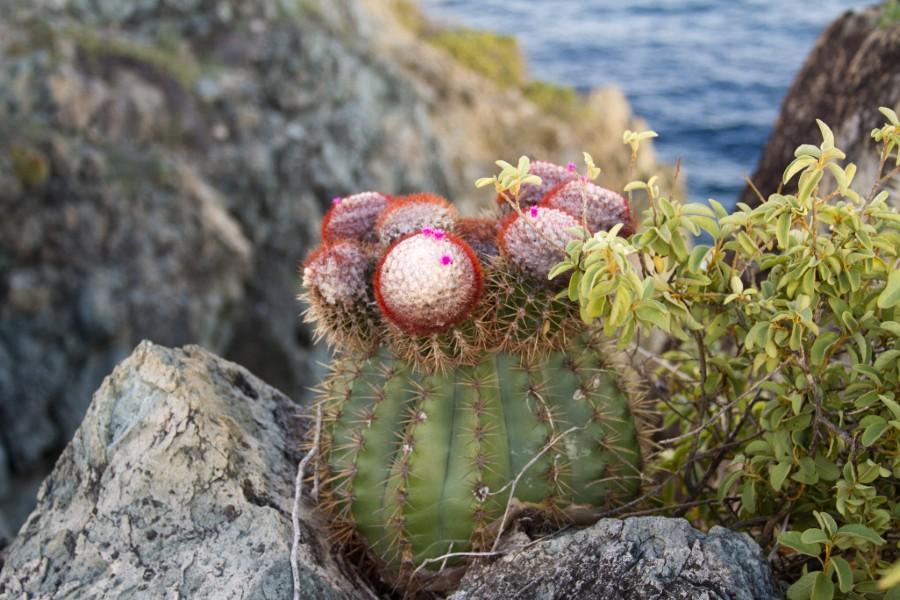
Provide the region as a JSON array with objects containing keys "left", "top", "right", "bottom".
[
  {"left": 0, "top": 343, "right": 781, "bottom": 599},
  {"left": 0, "top": 0, "right": 664, "bottom": 534},
  {"left": 0, "top": 341, "right": 375, "bottom": 599},
  {"left": 740, "top": 4, "right": 900, "bottom": 207},
  {"left": 451, "top": 517, "right": 779, "bottom": 600}
]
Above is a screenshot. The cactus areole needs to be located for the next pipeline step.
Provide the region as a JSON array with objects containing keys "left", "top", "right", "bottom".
[{"left": 300, "top": 181, "right": 649, "bottom": 589}]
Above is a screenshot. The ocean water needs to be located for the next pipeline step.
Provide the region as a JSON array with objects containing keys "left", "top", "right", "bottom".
[{"left": 420, "top": 0, "right": 869, "bottom": 207}]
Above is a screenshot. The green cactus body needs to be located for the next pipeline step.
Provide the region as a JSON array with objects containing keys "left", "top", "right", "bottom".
[
  {"left": 316, "top": 333, "right": 644, "bottom": 570},
  {"left": 302, "top": 183, "right": 647, "bottom": 586}
]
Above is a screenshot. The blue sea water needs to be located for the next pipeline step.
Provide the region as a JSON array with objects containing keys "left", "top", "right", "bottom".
[{"left": 420, "top": 0, "right": 869, "bottom": 207}]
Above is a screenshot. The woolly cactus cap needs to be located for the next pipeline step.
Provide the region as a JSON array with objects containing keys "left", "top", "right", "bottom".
[
  {"left": 374, "top": 230, "right": 483, "bottom": 335},
  {"left": 496, "top": 160, "right": 576, "bottom": 212},
  {"left": 456, "top": 217, "right": 500, "bottom": 260},
  {"left": 302, "top": 240, "right": 372, "bottom": 305},
  {"left": 376, "top": 193, "right": 458, "bottom": 246},
  {"left": 542, "top": 180, "right": 634, "bottom": 235},
  {"left": 498, "top": 206, "right": 580, "bottom": 282},
  {"left": 321, "top": 191, "right": 391, "bottom": 243}
]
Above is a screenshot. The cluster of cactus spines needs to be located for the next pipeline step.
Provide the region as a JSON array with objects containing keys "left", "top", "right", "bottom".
[
  {"left": 374, "top": 230, "right": 483, "bottom": 336},
  {"left": 301, "top": 240, "right": 382, "bottom": 351},
  {"left": 496, "top": 159, "right": 576, "bottom": 213},
  {"left": 376, "top": 193, "right": 458, "bottom": 246},
  {"left": 478, "top": 262, "right": 580, "bottom": 360},
  {"left": 313, "top": 331, "right": 651, "bottom": 585},
  {"left": 455, "top": 217, "right": 500, "bottom": 260},
  {"left": 302, "top": 160, "right": 645, "bottom": 586},
  {"left": 497, "top": 205, "right": 581, "bottom": 282},
  {"left": 542, "top": 179, "right": 635, "bottom": 236},
  {"left": 321, "top": 192, "right": 392, "bottom": 243}
]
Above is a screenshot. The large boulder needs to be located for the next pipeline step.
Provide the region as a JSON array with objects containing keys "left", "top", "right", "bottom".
[
  {"left": 0, "top": 0, "right": 664, "bottom": 533},
  {"left": 740, "top": 4, "right": 900, "bottom": 207},
  {"left": 0, "top": 341, "right": 375, "bottom": 599},
  {"left": 451, "top": 517, "right": 780, "bottom": 600}
]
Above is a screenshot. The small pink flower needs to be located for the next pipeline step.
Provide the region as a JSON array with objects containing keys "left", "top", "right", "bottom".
[
  {"left": 433, "top": 229, "right": 445, "bottom": 240},
  {"left": 441, "top": 254, "right": 453, "bottom": 265},
  {"left": 581, "top": 175, "right": 589, "bottom": 183},
  {"left": 421, "top": 227, "right": 434, "bottom": 237},
  {"left": 566, "top": 162, "right": 577, "bottom": 173},
  {"left": 331, "top": 196, "right": 342, "bottom": 205},
  {"left": 529, "top": 206, "right": 539, "bottom": 218}
]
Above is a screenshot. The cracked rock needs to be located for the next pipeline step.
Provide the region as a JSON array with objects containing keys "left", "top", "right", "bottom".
[
  {"left": 0, "top": 341, "right": 373, "bottom": 599},
  {"left": 450, "top": 517, "right": 779, "bottom": 600}
]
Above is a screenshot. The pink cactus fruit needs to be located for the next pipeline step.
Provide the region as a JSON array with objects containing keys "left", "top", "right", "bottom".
[
  {"left": 376, "top": 193, "right": 458, "bottom": 246},
  {"left": 302, "top": 240, "right": 372, "bottom": 305},
  {"left": 541, "top": 180, "right": 635, "bottom": 236},
  {"left": 497, "top": 206, "right": 581, "bottom": 281},
  {"left": 495, "top": 160, "right": 576, "bottom": 212},
  {"left": 374, "top": 231, "right": 483, "bottom": 335},
  {"left": 455, "top": 218, "right": 500, "bottom": 259},
  {"left": 321, "top": 191, "right": 391, "bottom": 243}
]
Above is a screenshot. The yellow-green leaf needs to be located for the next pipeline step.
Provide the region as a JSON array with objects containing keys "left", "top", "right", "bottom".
[
  {"left": 831, "top": 557, "right": 853, "bottom": 593},
  {"left": 877, "top": 269, "right": 900, "bottom": 308},
  {"left": 770, "top": 462, "right": 791, "bottom": 492}
]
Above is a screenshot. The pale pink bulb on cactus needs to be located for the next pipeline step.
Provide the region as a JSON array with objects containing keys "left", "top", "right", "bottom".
[
  {"left": 374, "top": 232, "right": 483, "bottom": 335},
  {"left": 497, "top": 206, "right": 580, "bottom": 282},
  {"left": 321, "top": 191, "right": 391, "bottom": 243},
  {"left": 302, "top": 240, "right": 372, "bottom": 305},
  {"left": 495, "top": 160, "right": 576, "bottom": 212},
  {"left": 542, "top": 180, "right": 634, "bottom": 236},
  {"left": 376, "top": 193, "right": 458, "bottom": 246}
]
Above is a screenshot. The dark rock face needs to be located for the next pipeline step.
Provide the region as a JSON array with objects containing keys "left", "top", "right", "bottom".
[
  {"left": 0, "top": 341, "right": 375, "bottom": 599},
  {"left": 740, "top": 5, "right": 900, "bottom": 208},
  {"left": 0, "top": 0, "right": 456, "bottom": 533},
  {"left": 450, "top": 517, "right": 780, "bottom": 600}
]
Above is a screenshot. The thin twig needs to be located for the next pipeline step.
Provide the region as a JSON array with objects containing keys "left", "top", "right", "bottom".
[
  {"left": 631, "top": 344, "right": 694, "bottom": 383},
  {"left": 683, "top": 332, "right": 712, "bottom": 494},
  {"left": 616, "top": 496, "right": 739, "bottom": 519},
  {"left": 409, "top": 525, "right": 571, "bottom": 584},
  {"left": 744, "top": 175, "right": 766, "bottom": 206},
  {"left": 664, "top": 362, "right": 784, "bottom": 444},
  {"left": 292, "top": 403, "right": 322, "bottom": 600},
  {"left": 677, "top": 398, "right": 758, "bottom": 516},
  {"left": 490, "top": 425, "right": 582, "bottom": 551}
]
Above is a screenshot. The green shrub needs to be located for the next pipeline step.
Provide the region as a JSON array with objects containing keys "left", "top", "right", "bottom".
[
  {"left": 523, "top": 81, "right": 582, "bottom": 120},
  {"left": 428, "top": 28, "right": 526, "bottom": 89},
  {"left": 881, "top": 0, "right": 900, "bottom": 26},
  {"left": 500, "top": 108, "right": 900, "bottom": 598}
]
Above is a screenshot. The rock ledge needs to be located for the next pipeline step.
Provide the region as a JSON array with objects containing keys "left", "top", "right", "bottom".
[{"left": 0, "top": 341, "right": 373, "bottom": 599}]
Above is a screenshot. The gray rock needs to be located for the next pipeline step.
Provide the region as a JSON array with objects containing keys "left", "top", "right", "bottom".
[
  {"left": 741, "top": 5, "right": 900, "bottom": 208},
  {"left": 451, "top": 517, "right": 780, "bottom": 600},
  {"left": 0, "top": 341, "right": 374, "bottom": 600}
]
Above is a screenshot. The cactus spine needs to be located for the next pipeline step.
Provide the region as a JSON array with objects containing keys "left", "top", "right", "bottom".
[{"left": 301, "top": 174, "right": 650, "bottom": 588}]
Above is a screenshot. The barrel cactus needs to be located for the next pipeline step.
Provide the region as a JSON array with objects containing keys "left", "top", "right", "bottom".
[{"left": 301, "top": 175, "right": 652, "bottom": 590}]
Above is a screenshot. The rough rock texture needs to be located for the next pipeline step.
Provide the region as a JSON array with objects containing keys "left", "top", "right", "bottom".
[
  {"left": 740, "top": 5, "right": 900, "bottom": 207},
  {"left": 0, "top": 0, "right": 664, "bottom": 533},
  {"left": 450, "top": 517, "right": 779, "bottom": 600},
  {"left": 0, "top": 341, "right": 375, "bottom": 599}
]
